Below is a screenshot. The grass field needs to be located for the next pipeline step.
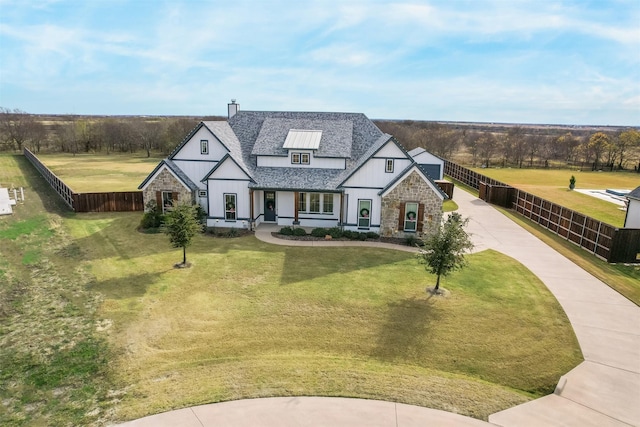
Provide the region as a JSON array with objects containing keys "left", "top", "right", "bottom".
[
  {"left": 0, "top": 153, "right": 583, "bottom": 425},
  {"left": 470, "top": 167, "right": 639, "bottom": 227},
  {"left": 35, "top": 153, "right": 163, "bottom": 192}
]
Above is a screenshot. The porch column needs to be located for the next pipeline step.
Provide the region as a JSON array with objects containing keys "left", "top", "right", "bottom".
[
  {"left": 249, "top": 189, "right": 254, "bottom": 230},
  {"left": 339, "top": 192, "right": 344, "bottom": 225},
  {"left": 294, "top": 191, "right": 299, "bottom": 223}
]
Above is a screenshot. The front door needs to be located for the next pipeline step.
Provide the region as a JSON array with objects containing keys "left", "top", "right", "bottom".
[{"left": 264, "top": 191, "right": 276, "bottom": 222}]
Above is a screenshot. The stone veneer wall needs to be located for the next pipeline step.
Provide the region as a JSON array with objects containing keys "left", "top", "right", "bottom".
[
  {"left": 380, "top": 171, "right": 443, "bottom": 238},
  {"left": 142, "top": 168, "right": 193, "bottom": 211}
]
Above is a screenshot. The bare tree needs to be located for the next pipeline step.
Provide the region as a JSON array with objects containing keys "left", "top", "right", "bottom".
[
  {"left": 615, "top": 129, "right": 640, "bottom": 170},
  {"left": 0, "top": 107, "right": 41, "bottom": 151}
]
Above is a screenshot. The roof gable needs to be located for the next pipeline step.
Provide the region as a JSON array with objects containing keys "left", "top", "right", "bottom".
[
  {"left": 202, "top": 154, "right": 254, "bottom": 182},
  {"left": 379, "top": 164, "right": 448, "bottom": 200},
  {"left": 338, "top": 135, "right": 407, "bottom": 186},
  {"left": 138, "top": 159, "right": 199, "bottom": 192}
]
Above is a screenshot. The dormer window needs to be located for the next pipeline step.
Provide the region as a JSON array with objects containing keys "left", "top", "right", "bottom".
[
  {"left": 291, "top": 152, "right": 310, "bottom": 165},
  {"left": 201, "top": 140, "right": 208, "bottom": 155}
]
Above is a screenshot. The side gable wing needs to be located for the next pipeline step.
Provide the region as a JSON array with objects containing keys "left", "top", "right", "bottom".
[
  {"left": 138, "top": 160, "right": 198, "bottom": 192},
  {"left": 379, "top": 164, "right": 448, "bottom": 200}
]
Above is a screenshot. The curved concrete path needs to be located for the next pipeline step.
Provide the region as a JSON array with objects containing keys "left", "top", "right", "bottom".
[{"left": 116, "top": 189, "right": 639, "bottom": 427}]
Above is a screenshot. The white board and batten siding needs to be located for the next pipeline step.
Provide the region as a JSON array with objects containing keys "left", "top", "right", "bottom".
[
  {"left": 343, "top": 188, "right": 381, "bottom": 230},
  {"left": 256, "top": 153, "right": 346, "bottom": 169},
  {"left": 205, "top": 157, "right": 252, "bottom": 228},
  {"left": 275, "top": 192, "right": 294, "bottom": 225},
  {"left": 206, "top": 180, "right": 250, "bottom": 228},
  {"left": 342, "top": 141, "right": 412, "bottom": 189},
  {"left": 171, "top": 127, "right": 229, "bottom": 162},
  {"left": 171, "top": 159, "right": 217, "bottom": 190}
]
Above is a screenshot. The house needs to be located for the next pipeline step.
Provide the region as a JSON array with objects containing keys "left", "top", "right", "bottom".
[
  {"left": 139, "top": 102, "right": 447, "bottom": 237},
  {"left": 624, "top": 186, "right": 640, "bottom": 228}
]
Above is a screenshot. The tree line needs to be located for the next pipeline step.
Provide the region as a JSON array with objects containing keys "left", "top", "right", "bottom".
[
  {"left": 0, "top": 107, "right": 213, "bottom": 157},
  {"left": 1, "top": 107, "right": 638, "bottom": 170},
  {"left": 375, "top": 120, "right": 640, "bottom": 171}
]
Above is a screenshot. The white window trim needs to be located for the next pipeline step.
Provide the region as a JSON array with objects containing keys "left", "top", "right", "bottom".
[
  {"left": 385, "top": 159, "right": 394, "bottom": 173},
  {"left": 201, "top": 139, "right": 209, "bottom": 155},
  {"left": 358, "top": 199, "right": 371, "bottom": 229},
  {"left": 224, "top": 193, "right": 237, "bottom": 221},
  {"left": 297, "top": 192, "right": 334, "bottom": 214},
  {"left": 161, "top": 191, "right": 174, "bottom": 214},
  {"left": 291, "top": 152, "right": 311, "bottom": 165},
  {"left": 404, "top": 202, "right": 418, "bottom": 232}
]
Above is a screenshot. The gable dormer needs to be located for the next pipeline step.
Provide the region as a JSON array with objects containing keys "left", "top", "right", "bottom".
[{"left": 253, "top": 119, "right": 352, "bottom": 169}]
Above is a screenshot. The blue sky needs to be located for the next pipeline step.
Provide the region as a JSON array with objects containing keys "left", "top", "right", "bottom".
[{"left": 0, "top": 0, "right": 638, "bottom": 125}]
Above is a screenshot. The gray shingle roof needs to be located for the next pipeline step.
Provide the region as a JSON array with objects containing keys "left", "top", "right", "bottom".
[
  {"left": 627, "top": 186, "right": 640, "bottom": 201},
  {"left": 202, "top": 121, "right": 252, "bottom": 178},
  {"left": 251, "top": 118, "right": 353, "bottom": 158},
  {"left": 248, "top": 167, "right": 345, "bottom": 191},
  {"left": 228, "top": 110, "right": 385, "bottom": 190}
]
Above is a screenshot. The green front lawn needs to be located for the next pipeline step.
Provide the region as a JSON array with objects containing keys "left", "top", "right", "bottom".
[
  {"left": 66, "top": 213, "right": 581, "bottom": 422},
  {"left": 0, "top": 153, "right": 583, "bottom": 425}
]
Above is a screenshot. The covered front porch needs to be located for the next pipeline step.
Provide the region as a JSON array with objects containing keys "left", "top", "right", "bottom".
[{"left": 251, "top": 189, "right": 345, "bottom": 229}]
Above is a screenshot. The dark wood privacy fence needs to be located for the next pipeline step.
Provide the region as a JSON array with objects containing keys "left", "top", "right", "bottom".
[
  {"left": 24, "top": 148, "right": 144, "bottom": 213},
  {"left": 444, "top": 160, "right": 639, "bottom": 264},
  {"left": 73, "top": 192, "right": 144, "bottom": 212},
  {"left": 23, "top": 147, "right": 75, "bottom": 209}
]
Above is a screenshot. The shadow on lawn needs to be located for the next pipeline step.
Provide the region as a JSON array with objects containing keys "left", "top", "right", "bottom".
[
  {"left": 372, "top": 296, "right": 442, "bottom": 363},
  {"left": 87, "top": 271, "right": 166, "bottom": 299}
]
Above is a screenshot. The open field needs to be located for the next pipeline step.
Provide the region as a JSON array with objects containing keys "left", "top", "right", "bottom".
[
  {"left": 35, "top": 153, "right": 163, "bottom": 192},
  {"left": 0, "top": 154, "right": 582, "bottom": 425},
  {"left": 470, "top": 167, "right": 639, "bottom": 227}
]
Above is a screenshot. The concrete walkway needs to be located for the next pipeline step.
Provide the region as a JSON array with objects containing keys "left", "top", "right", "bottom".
[{"left": 116, "top": 189, "right": 639, "bottom": 427}]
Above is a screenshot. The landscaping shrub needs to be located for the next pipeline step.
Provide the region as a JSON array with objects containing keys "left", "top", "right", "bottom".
[
  {"left": 139, "top": 201, "right": 164, "bottom": 230},
  {"left": 292, "top": 227, "right": 308, "bottom": 236},
  {"left": 311, "top": 228, "right": 328, "bottom": 237},
  {"left": 342, "top": 230, "right": 356, "bottom": 239},
  {"left": 404, "top": 234, "right": 421, "bottom": 247},
  {"left": 327, "top": 227, "right": 343, "bottom": 238},
  {"left": 356, "top": 232, "right": 367, "bottom": 241},
  {"left": 279, "top": 226, "right": 294, "bottom": 235},
  {"left": 366, "top": 231, "right": 380, "bottom": 239}
]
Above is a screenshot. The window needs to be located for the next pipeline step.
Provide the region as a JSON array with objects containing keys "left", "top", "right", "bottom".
[
  {"left": 322, "top": 194, "right": 333, "bottom": 214},
  {"left": 309, "top": 193, "right": 321, "bottom": 213},
  {"left": 296, "top": 192, "right": 334, "bottom": 214},
  {"left": 404, "top": 202, "right": 418, "bottom": 232},
  {"left": 161, "top": 191, "right": 174, "bottom": 213},
  {"left": 291, "top": 152, "right": 310, "bottom": 165},
  {"left": 198, "top": 190, "right": 207, "bottom": 198},
  {"left": 224, "top": 194, "right": 236, "bottom": 221},
  {"left": 201, "top": 140, "right": 209, "bottom": 155},
  {"left": 385, "top": 159, "right": 394, "bottom": 173},
  {"left": 358, "top": 199, "right": 371, "bottom": 229},
  {"left": 298, "top": 192, "right": 306, "bottom": 211}
]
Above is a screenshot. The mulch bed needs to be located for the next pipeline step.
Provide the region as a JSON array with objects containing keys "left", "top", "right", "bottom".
[{"left": 270, "top": 232, "right": 411, "bottom": 246}]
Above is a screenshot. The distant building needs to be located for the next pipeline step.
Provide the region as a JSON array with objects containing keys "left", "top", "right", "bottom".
[{"left": 624, "top": 186, "right": 640, "bottom": 228}]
